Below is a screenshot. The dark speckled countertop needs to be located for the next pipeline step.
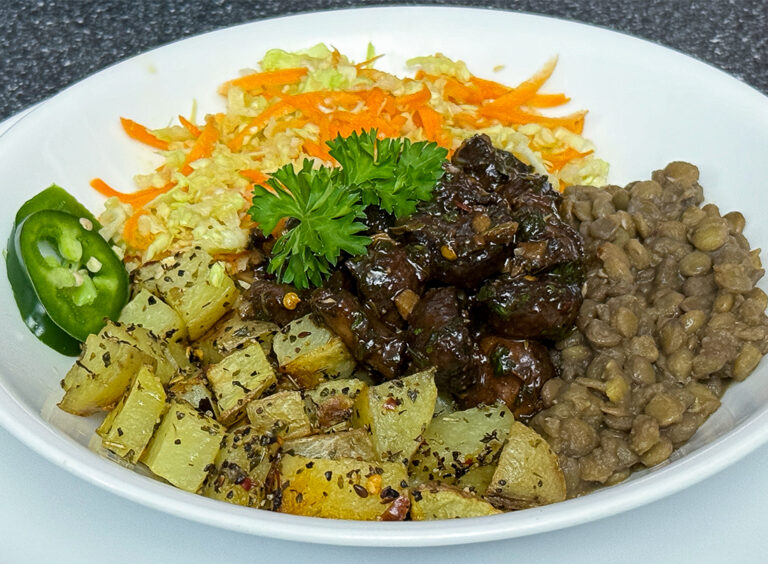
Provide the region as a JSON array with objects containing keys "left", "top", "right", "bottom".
[{"left": 0, "top": 0, "right": 766, "bottom": 121}]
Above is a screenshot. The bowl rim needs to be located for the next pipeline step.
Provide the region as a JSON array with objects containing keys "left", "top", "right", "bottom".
[{"left": 1, "top": 5, "right": 768, "bottom": 547}]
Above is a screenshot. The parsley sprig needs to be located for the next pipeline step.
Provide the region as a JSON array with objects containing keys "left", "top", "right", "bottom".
[
  {"left": 328, "top": 130, "right": 447, "bottom": 217},
  {"left": 249, "top": 130, "right": 447, "bottom": 289}
]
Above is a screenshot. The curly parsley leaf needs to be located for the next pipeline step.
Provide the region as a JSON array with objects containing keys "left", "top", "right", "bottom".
[
  {"left": 249, "top": 131, "right": 448, "bottom": 288},
  {"left": 327, "top": 129, "right": 448, "bottom": 217},
  {"left": 249, "top": 160, "right": 369, "bottom": 289}
]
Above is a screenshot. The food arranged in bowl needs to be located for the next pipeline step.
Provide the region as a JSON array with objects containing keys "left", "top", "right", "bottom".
[{"left": 6, "top": 44, "right": 766, "bottom": 521}]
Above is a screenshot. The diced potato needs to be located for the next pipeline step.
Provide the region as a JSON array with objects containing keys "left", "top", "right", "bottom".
[
  {"left": 278, "top": 454, "right": 409, "bottom": 520},
  {"left": 100, "top": 321, "right": 180, "bottom": 385},
  {"left": 196, "top": 312, "right": 278, "bottom": 364},
  {"left": 282, "top": 429, "right": 376, "bottom": 460},
  {"left": 203, "top": 425, "right": 279, "bottom": 508},
  {"left": 484, "top": 421, "right": 566, "bottom": 510},
  {"left": 133, "top": 248, "right": 237, "bottom": 340},
  {"left": 352, "top": 369, "right": 437, "bottom": 463},
  {"left": 206, "top": 343, "right": 276, "bottom": 426},
  {"left": 168, "top": 373, "right": 218, "bottom": 418},
  {"left": 410, "top": 484, "right": 501, "bottom": 520},
  {"left": 118, "top": 288, "right": 187, "bottom": 343},
  {"left": 272, "top": 315, "right": 356, "bottom": 388},
  {"left": 96, "top": 365, "right": 166, "bottom": 463},
  {"left": 409, "top": 404, "right": 512, "bottom": 493},
  {"left": 141, "top": 400, "right": 225, "bottom": 493},
  {"left": 59, "top": 333, "right": 153, "bottom": 416},
  {"left": 246, "top": 391, "right": 312, "bottom": 440},
  {"left": 304, "top": 378, "right": 368, "bottom": 431}
]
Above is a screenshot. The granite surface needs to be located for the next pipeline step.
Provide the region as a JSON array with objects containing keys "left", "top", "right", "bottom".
[{"left": 0, "top": 0, "right": 766, "bottom": 121}]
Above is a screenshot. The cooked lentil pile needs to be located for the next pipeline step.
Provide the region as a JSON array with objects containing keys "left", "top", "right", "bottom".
[{"left": 534, "top": 162, "right": 768, "bottom": 496}]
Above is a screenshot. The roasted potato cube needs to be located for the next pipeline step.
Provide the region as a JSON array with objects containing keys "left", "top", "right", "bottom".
[
  {"left": 206, "top": 343, "right": 276, "bottom": 426},
  {"left": 100, "top": 320, "right": 181, "bottom": 385},
  {"left": 281, "top": 429, "right": 376, "bottom": 460},
  {"left": 133, "top": 248, "right": 237, "bottom": 340},
  {"left": 203, "top": 425, "right": 279, "bottom": 508},
  {"left": 196, "top": 312, "right": 278, "bottom": 364},
  {"left": 278, "top": 454, "right": 409, "bottom": 520},
  {"left": 352, "top": 369, "right": 437, "bottom": 463},
  {"left": 141, "top": 400, "right": 225, "bottom": 493},
  {"left": 409, "top": 404, "right": 512, "bottom": 493},
  {"left": 410, "top": 483, "right": 501, "bottom": 520},
  {"left": 304, "top": 378, "right": 368, "bottom": 431},
  {"left": 96, "top": 365, "right": 166, "bottom": 463},
  {"left": 59, "top": 333, "right": 153, "bottom": 416},
  {"left": 118, "top": 288, "right": 187, "bottom": 343},
  {"left": 168, "top": 373, "right": 218, "bottom": 418},
  {"left": 246, "top": 391, "right": 312, "bottom": 440},
  {"left": 272, "top": 315, "right": 356, "bottom": 388},
  {"left": 484, "top": 421, "right": 566, "bottom": 509}
]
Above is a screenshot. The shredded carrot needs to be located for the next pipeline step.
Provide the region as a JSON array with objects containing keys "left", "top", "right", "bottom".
[
  {"left": 527, "top": 93, "right": 570, "bottom": 108},
  {"left": 178, "top": 115, "right": 201, "bottom": 136},
  {"left": 180, "top": 118, "right": 219, "bottom": 175},
  {"left": 122, "top": 210, "right": 154, "bottom": 250},
  {"left": 544, "top": 148, "right": 594, "bottom": 171},
  {"left": 228, "top": 101, "right": 293, "bottom": 151},
  {"left": 239, "top": 169, "right": 269, "bottom": 184},
  {"left": 469, "top": 76, "right": 510, "bottom": 100},
  {"left": 269, "top": 117, "right": 310, "bottom": 135},
  {"left": 414, "top": 106, "right": 446, "bottom": 146},
  {"left": 303, "top": 140, "right": 335, "bottom": 163},
  {"left": 91, "top": 178, "right": 175, "bottom": 208},
  {"left": 395, "top": 85, "right": 431, "bottom": 111},
  {"left": 218, "top": 67, "right": 308, "bottom": 94},
  {"left": 120, "top": 117, "right": 169, "bottom": 150},
  {"left": 355, "top": 53, "right": 385, "bottom": 69},
  {"left": 443, "top": 78, "right": 484, "bottom": 105},
  {"left": 482, "top": 57, "right": 558, "bottom": 110},
  {"left": 479, "top": 106, "right": 587, "bottom": 134}
]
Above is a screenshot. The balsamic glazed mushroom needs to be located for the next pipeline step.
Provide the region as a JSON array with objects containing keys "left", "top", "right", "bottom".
[{"left": 241, "top": 134, "right": 585, "bottom": 417}]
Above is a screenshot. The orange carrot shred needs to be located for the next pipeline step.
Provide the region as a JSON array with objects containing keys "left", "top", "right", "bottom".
[
  {"left": 90, "top": 178, "right": 174, "bottom": 208},
  {"left": 180, "top": 118, "right": 219, "bottom": 175},
  {"left": 178, "top": 115, "right": 201, "bottom": 136},
  {"left": 239, "top": 169, "right": 269, "bottom": 184},
  {"left": 481, "top": 57, "right": 558, "bottom": 111},
  {"left": 479, "top": 106, "right": 587, "bottom": 134},
  {"left": 122, "top": 210, "right": 155, "bottom": 250},
  {"left": 527, "top": 93, "right": 571, "bottom": 108},
  {"left": 218, "top": 67, "right": 308, "bottom": 95},
  {"left": 414, "top": 106, "right": 446, "bottom": 146},
  {"left": 120, "top": 117, "right": 169, "bottom": 150},
  {"left": 395, "top": 85, "right": 431, "bottom": 111},
  {"left": 469, "top": 76, "right": 510, "bottom": 100},
  {"left": 544, "top": 148, "right": 594, "bottom": 171},
  {"left": 228, "top": 101, "right": 294, "bottom": 151},
  {"left": 443, "top": 78, "right": 484, "bottom": 105},
  {"left": 303, "top": 140, "right": 335, "bottom": 163}
]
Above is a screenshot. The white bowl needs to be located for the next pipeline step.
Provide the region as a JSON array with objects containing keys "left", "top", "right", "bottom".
[{"left": 1, "top": 7, "right": 767, "bottom": 546}]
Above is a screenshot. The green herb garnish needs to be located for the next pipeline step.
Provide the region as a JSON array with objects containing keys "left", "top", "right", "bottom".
[
  {"left": 327, "top": 130, "right": 448, "bottom": 217},
  {"left": 249, "top": 130, "right": 447, "bottom": 289},
  {"left": 250, "top": 160, "right": 370, "bottom": 289}
]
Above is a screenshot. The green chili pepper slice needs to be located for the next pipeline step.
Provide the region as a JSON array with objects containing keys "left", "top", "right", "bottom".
[
  {"left": 13, "top": 209, "right": 129, "bottom": 343},
  {"left": 6, "top": 185, "right": 106, "bottom": 355}
]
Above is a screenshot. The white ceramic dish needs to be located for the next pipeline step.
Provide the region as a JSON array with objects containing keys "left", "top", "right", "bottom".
[{"left": 1, "top": 6, "right": 767, "bottom": 547}]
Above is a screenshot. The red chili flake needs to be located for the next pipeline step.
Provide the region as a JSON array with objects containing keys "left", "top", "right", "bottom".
[
  {"left": 241, "top": 477, "right": 253, "bottom": 492},
  {"left": 380, "top": 495, "right": 410, "bottom": 521},
  {"left": 383, "top": 397, "right": 398, "bottom": 411}
]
